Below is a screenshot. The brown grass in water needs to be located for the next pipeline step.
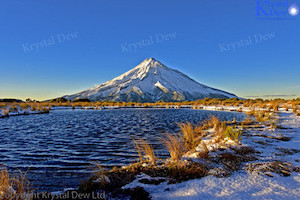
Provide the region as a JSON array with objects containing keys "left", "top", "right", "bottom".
[
  {"left": 163, "top": 133, "right": 183, "bottom": 161},
  {"left": 132, "top": 137, "right": 156, "bottom": 166},
  {"left": 92, "top": 162, "right": 110, "bottom": 186}
]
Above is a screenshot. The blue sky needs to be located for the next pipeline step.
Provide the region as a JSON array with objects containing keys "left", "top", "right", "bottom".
[{"left": 0, "top": 0, "right": 299, "bottom": 100}]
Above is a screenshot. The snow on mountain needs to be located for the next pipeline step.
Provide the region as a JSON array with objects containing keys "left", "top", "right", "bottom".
[{"left": 63, "top": 58, "right": 238, "bottom": 102}]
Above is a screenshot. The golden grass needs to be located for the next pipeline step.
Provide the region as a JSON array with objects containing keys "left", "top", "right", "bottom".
[
  {"left": 1, "top": 108, "right": 9, "bottom": 116},
  {"left": 198, "top": 142, "right": 209, "bottom": 159},
  {"left": 132, "top": 138, "right": 144, "bottom": 163},
  {"left": 210, "top": 116, "right": 221, "bottom": 131},
  {"left": 163, "top": 133, "right": 183, "bottom": 161},
  {"left": 0, "top": 167, "right": 32, "bottom": 200},
  {"left": 132, "top": 138, "right": 156, "bottom": 165},
  {"left": 247, "top": 110, "right": 272, "bottom": 122},
  {"left": 93, "top": 163, "right": 110, "bottom": 186},
  {"left": 1, "top": 98, "right": 300, "bottom": 113},
  {"left": 272, "top": 103, "right": 279, "bottom": 111},
  {"left": 293, "top": 105, "right": 298, "bottom": 113},
  {"left": 178, "top": 122, "right": 201, "bottom": 152},
  {"left": 215, "top": 122, "right": 227, "bottom": 139},
  {"left": 0, "top": 167, "right": 10, "bottom": 193}
]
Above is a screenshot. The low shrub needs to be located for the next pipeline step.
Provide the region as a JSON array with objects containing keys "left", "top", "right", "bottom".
[{"left": 224, "top": 125, "right": 242, "bottom": 143}]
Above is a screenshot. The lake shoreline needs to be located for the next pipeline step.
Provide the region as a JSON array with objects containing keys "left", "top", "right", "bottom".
[
  {"left": 1, "top": 106, "right": 299, "bottom": 199},
  {"left": 73, "top": 110, "right": 300, "bottom": 199}
]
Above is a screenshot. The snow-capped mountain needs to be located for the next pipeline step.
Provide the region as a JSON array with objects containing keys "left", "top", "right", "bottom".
[{"left": 63, "top": 58, "right": 238, "bottom": 102}]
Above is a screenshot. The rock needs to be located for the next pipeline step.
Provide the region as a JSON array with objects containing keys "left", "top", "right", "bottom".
[
  {"left": 123, "top": 186, "right": 150, "bottom": 200},
  {"left": 94, "top": 175, "right": 110, "bottom": 185},
  {"left": 138, "top": 178, "right": 166, "bottom": 185}
]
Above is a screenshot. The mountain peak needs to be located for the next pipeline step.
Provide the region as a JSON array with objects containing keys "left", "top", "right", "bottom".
[
  {"left": 140, "top": 57, "right": 167, "bottom": 70},
  {"left": 147, "top": 57, "right": 156, "bottom": 61},
  {"left": 63, "top": 59, "right": 238, "bottom": 102}
]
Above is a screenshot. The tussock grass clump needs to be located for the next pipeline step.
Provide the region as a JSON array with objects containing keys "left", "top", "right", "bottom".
[
  {"left": 270, "top": 121, "right": 277, "bottom": 129},
  {"left": 272, "top": 103, "right": 279, "bottom": 111},
  {"left": 132, "top": 138, "right": 156, "bottom": 166},
  {"left": 201, "top": 115, "right": 223, "bottom": 132},
  {"left": 194, "top": 125, "right": 203, "bottom": 134},
  {"left": 0, "top": 167, "right": 32, "bottom": 200},
  {"left": 30, "top": 106, "right": 36, "bottom": 112},
  {"left": 178, "top": 122, "right": 202, "bottom": 152},
  {"left": 92, "top": 163, "right": 110, "bottom": 187},
  {"left": 0, "top": 167, "right": 10, "bottom": 194},
  {"left": 198, "top": 142, "right": 209, "bottom": 159},
  {"left": 211, "top": 116, "right": 221, "bottom": 131},
  {"left": 249, "top": 110, "right": 273, "bottom": 122},
  {"left": 20, "top": 103, "right": 29, "bottom": 110},
  {"left": 292, "top": 106, "right": 298, "bottom": 113},
  {"left": 9, "top": 106, "right": 18, "bottom": 113},
  {"left": 163, "top": 133, "right": 183, "bottom": 161},
  {"left": 232, "top": 118, "right": 236, "bottom": 123},
  {"left": 1, "top": 108, "right": 9, "bottom": 116},
  {"left": 246, "top": 161, "right": 292, "bottom": 177},
  {"left": 215, "top": 122, "right": 227, "bottom": 139}
]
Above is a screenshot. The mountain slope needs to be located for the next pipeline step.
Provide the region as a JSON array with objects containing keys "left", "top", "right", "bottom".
[{"left": 63, "top": 58, "right": 238, "bottom": 102}]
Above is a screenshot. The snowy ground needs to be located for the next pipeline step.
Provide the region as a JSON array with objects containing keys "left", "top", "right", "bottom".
[{"left": 123, "top": 112, "right": 300, "bottom": 200}]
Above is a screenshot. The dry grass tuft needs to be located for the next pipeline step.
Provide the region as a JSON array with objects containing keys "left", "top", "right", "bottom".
[
  {"left": 249, "top": 110, "right": 272, "bottom": 122},
  {"left": 132, "top": 137, "right": 156, "bottom": 165},
  {"left": 1, "top": 108, "right": 9, "bottom": 116},
  {"left": 198, "top": 142, "right": 209, "bottom": 159},
  {"left": 0, "top": 167, "right": 32, "bottom": 200},
  {"left": 292, "top": 106, "right": 298, "bottom": 113},
  {"left": 163, "top": 133, "right": 183, "bottom": 161},
  {"left": 92, "top": 162, "right": 110, "bottom": 186},
  {"left": 215, "top": 122, "right": 227, "bottom": 139},
  {"left": 132, "top": 138, "right": 144, "bottom": 163},
  {"left": 178, "top": 122, "right": 201, "bottom": 152},
  {"left": 211, "top": 116, "right": 221, "bottom": 131}
]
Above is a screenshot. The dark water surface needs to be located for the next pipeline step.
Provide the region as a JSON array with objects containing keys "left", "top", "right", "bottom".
[{"left": 0, "top": 108, "right": 245, "bottom": 191}]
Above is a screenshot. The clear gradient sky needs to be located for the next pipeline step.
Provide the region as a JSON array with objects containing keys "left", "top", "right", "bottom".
[{"left": 0, "top": 0, "right": 299, "bottom": 101}]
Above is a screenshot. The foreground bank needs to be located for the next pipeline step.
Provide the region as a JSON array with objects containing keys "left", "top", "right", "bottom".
[{"left": 75, "top": 111, "right": 300, "bottom": 199}]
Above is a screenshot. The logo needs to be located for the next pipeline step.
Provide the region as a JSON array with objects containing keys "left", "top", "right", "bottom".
[{"left": 256, "top": 0, "right": 299, "bottom": 19}]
